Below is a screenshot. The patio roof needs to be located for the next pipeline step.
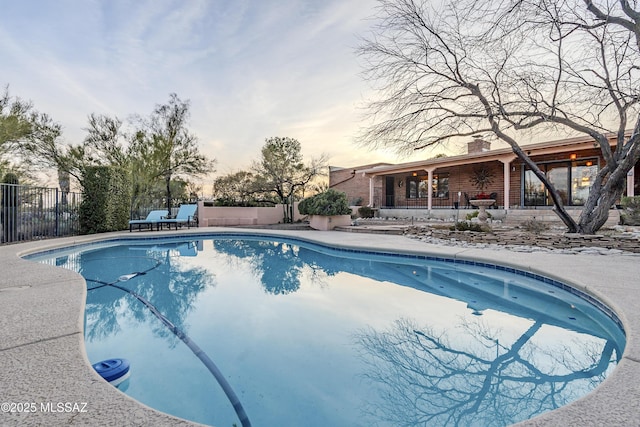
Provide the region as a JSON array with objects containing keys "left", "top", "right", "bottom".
[{"left": 357, "top": 134, "right": 606, "bottom": 176}]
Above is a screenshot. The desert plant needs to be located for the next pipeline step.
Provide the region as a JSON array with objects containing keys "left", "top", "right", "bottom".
[
  {"left": 620, "top": 196, "right": 640, "bottom": 226},
  {"left": 450, "top": 221, "right": 484, "bottom": 232},
  {"left": 521, "top": 218, "right": 549, "bottom": 234},
  {"left": 357, "top": 206, "right": 375, "bottom": 218},
  {"left": 465, "top": 210, "right": 491, "bottom": 221},
  {"left": 298, "top": 189, "right": 352, "bottom": 216}
]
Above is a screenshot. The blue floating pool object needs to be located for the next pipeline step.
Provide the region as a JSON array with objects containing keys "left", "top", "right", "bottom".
[{"left": 92, "top": 358, "right": 130, "bottom": 387}]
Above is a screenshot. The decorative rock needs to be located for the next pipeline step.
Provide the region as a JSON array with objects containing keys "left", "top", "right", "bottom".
[{"left": 404, "top": 227, "right": 640, "bottom": 255}]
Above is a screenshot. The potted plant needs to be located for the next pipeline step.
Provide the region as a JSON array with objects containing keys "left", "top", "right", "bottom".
[{"left": 298, "top": 189, "right": 353, "bottom": 230}]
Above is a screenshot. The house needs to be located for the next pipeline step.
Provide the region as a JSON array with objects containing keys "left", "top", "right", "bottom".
[
  {"left": 330, "top": 134, "right": 637, "bottom": 224},
  {"left": 328, "top": 162, "right": 392, "bottom": 206}
]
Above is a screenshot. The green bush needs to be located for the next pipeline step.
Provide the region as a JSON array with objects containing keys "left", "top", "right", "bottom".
[
  {"left": 620, "top": 196, "right": 640, "bottom": 225},
  {"left": 298, "top": 189, "right": 352, "bottom": 216},
  {"left": 213, "top": 197, "right": 275, "bottom": 207},
  {"left": 357, "top": 206, "right": 375, "bottom": 218},
  {"left": 465, "top": 210, "right": 492, "bottom": 221},
  {"left": 79, "top": 166, "right": 131, "bottom": 234}
]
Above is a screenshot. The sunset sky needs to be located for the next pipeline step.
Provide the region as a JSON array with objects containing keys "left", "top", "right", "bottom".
[{"left": 1, "top": 0, "right": 424, "bottom": 187}]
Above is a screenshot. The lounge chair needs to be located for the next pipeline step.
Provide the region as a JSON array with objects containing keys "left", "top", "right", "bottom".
[
  {"left": 158, "top": 204, "right": 198, "bottom": 230},
  {"left": 129, "top": 210, "right": 169, "bottom": 232}
]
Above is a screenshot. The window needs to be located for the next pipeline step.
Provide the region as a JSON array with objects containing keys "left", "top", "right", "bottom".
[
  {"left": 406, "top": 173, "right": 449, "bottom": 199},
  {"left": 432, "top": 173, "right": 449, "bottom": 198},
  {"left": 571, "top": 160, "right": 598, "bottom": 205},
  {"left": 407, "top": 176, "right": 427, "bottom": 198},
  {"left": 524, "top": 170, "right": 545, "bottom": 206}
]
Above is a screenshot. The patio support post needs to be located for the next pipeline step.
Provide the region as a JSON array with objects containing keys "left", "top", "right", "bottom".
[
  {"left": 499, "top": 155, "right": 517, "bottom": 210},
  {"left": 502, "top": 160, "right": 511, "bottom": 210},
  {"left": 427, "top": 169, "right": 433, "bottom": 210},
  {"left": 627, "top": 169, "right": 635, "bottom": 197},
  {"left": 368, "top": 175, "right": 375, "bottom": 207}
]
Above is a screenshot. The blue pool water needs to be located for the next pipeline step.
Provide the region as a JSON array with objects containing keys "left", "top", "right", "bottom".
[{"left": 34, "top": 235, "right": 625, "bottom": 427}]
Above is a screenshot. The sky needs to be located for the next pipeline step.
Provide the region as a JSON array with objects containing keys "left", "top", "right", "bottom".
[{"left": 0, "top": 0, "right": 412, "bottom": 187}]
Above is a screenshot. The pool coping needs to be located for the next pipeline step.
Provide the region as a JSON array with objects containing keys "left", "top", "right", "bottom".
[{"left": 1, "top": 227, "right": 639, "bottom": 426}]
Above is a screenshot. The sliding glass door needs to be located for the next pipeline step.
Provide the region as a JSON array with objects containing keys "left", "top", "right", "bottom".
[{"left": 523, "top": 159, "right": 598, "bottom": 206}]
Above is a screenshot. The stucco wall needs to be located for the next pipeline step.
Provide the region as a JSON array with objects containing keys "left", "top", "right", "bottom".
[{"left": 198, "top": 202, "right": 303, "bottom": 226}]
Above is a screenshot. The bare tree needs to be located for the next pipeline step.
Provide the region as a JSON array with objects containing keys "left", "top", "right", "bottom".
[
  {"left": 355, "top": 317, "right": 618, "bottom": 426},
  {"left": 358, "top": 0, "right": 640, "bottom": 233}
]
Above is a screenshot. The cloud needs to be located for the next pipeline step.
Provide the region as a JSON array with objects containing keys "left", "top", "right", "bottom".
[{"left": 1, "top": 0, "right": 395, "bottom": 179}]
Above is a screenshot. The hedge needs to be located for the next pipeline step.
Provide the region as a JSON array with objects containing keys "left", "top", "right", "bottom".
[{"left": 79, "top": 166, "right": 131, "bottom": 234}]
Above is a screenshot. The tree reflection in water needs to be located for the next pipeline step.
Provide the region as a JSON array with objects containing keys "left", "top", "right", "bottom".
[
  {"left": 354, "top": 317, "right": 618, "bottom": 427},
  {"left": 211, "top": 239, "right": 346, "bottom": 295},
  {"left": 46, "top": 237, "right": 625, "bottom": 426},
  {"left": 81, "top": 241, "right": 214, "bottom": 346}
]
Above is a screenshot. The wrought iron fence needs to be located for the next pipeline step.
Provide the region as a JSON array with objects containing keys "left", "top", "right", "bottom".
[
  {"left": 1, "top": 183, "right": 82, "bottom": 244},
  {"left": 378, "top": 191, "right": 506, "bottom": 209}
]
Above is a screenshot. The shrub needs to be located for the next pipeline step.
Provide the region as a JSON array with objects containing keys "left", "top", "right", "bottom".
[
  {"left": 465, "top": 210, "right": 492, "bottom": 221},
  {"left": 620, "top": 196, "right": 640, "bottom": 225},
  {"left": 357, "top": 206, "right": 375, "bottom": 218},
  {"left": 298, "top": 189, "right": 352, "bottom": 216},
  {"left": 214, "top": 198, "right": 275, "bottom": 207},
  {"left": 521, "top": 218, "right": 549, "bottom": 234},
  {"left": 450, "top": 221, "right": 484, "bottom": 232},
  {"left": 79, "top": 166, "right": 131, "bottom": 234}
]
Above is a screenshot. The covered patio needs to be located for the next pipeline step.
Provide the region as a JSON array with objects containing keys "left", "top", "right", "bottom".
[{"left": 338, "top": 135, "right": 638, "bottom": 213}]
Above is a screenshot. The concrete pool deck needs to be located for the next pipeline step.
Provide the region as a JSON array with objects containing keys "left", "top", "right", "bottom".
[{"left": 0, "top": 228, "right": 638, "bottom": 426}]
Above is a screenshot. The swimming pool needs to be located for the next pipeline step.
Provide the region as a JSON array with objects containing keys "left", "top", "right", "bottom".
[{"left": 33, "top": 234, "right": 625, "bottom": 427}]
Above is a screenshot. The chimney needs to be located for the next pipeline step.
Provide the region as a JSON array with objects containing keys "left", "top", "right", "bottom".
[{"left": 467, "top": 138, "right": 491, "bottom": 154}]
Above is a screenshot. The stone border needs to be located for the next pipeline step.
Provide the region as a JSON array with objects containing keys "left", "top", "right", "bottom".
[
  {"left": 407, "top": 226, "right": 640, "bottom": 254},
  {"left": 1, "top": 228, "right": 639, "bottom": 426}
]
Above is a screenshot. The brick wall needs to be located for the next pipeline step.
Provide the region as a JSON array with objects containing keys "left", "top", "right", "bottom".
[
  {"left": 333, "top": 147, "right": 614, "bottom": 209},
  {"left": 329, "top": 166, "right": 383, "bottom": 206},
  {"left": 389, "top": 162, "right": 508, "bottom": 208}
]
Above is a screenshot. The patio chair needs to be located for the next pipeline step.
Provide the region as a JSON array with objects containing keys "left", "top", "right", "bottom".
[
  {"left": 128, "top": 210, "right": 169, "bottom": 232},
  {"left": 158, "top": 204, "right": 198, "bottom": 230},
  {"left": 488, "top": 192, "right": 498, "bottom": 208},
  {"left": 463, "top": 193, "right": 477, "bottom": 209}
]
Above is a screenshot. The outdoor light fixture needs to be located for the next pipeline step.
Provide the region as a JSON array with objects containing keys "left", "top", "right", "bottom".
[
  {"left": 570, "top": 153, "right": 577, "bottom": 160},
  {"left": 412, "top": 172, "right": 418, "bottom": 176},
  {"left": 586, "top": 161, "right": 593, "bottom": 166}
]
